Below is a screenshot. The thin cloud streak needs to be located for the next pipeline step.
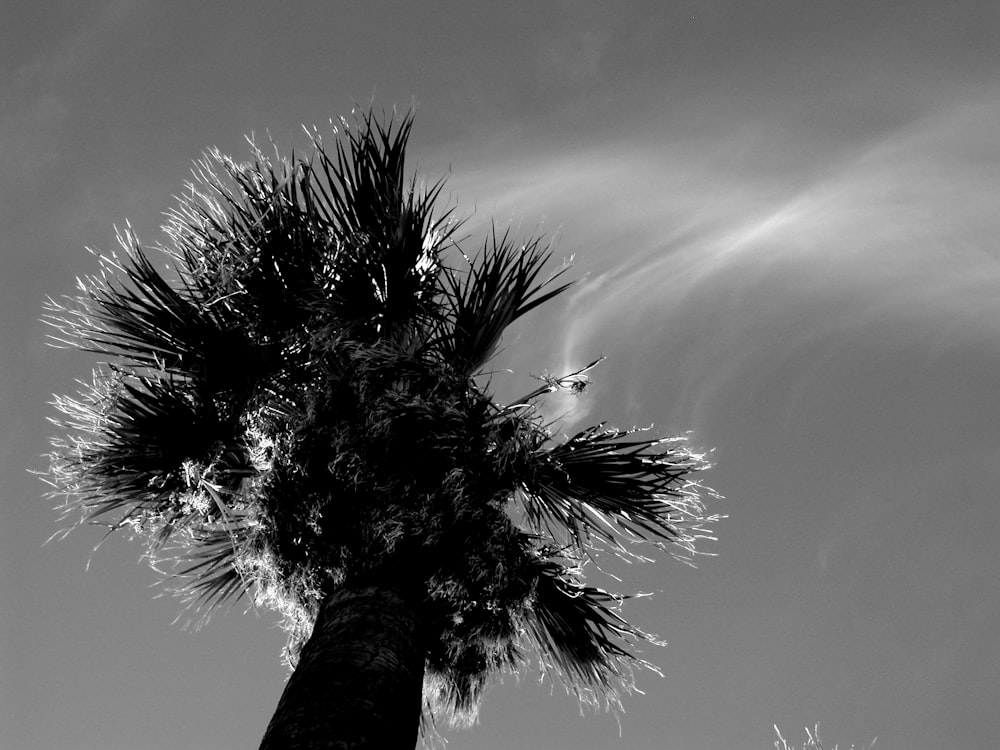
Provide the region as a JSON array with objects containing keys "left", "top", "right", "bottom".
[{"left": 446, "top": 94, "right": 1000, "bottom": 433}]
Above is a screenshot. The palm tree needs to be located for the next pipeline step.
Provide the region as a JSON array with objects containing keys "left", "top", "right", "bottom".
[{"left": 45, "top": 111, "right": 719, "bottom": 750}]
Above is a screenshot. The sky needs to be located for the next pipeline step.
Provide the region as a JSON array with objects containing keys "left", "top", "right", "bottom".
[{"left": 3, "top": 1, "right": 999, "bottom": 748}]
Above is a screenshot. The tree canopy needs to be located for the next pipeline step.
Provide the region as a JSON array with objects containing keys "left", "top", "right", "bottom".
[{"left": 45, "top": 111, "right": 720, "bottom": 727}]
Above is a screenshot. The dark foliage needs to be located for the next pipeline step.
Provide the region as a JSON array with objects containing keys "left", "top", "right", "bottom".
[{"left": 45, "top": 111, "right": 719, "bottom": 724}]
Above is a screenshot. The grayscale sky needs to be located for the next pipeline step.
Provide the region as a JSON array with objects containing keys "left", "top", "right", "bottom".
[{"left": 3, "top": 2, "right": 999, "bottom": 749}]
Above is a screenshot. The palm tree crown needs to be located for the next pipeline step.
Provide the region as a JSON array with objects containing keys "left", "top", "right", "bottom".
[{"left": 45, "top": 112, "right": 719, "bottom": 725}]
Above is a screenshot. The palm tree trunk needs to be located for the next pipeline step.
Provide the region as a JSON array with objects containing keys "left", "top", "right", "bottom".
[{"left": 257, "top": 584, "right": 425, "bottom": 750}]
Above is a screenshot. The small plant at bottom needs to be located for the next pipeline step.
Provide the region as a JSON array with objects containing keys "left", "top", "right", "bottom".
[{"left": 774, "top": 723, "right": 877, "bottom": 750}]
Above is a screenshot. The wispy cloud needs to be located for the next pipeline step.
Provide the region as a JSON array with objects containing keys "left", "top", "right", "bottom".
[{"left": 444, "top": 92, "right": 1000, "bottom": 432}]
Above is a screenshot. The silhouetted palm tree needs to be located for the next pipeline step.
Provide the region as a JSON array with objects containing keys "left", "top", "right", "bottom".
[{"left": 45, "top": 112, "right": 718, "bottom": 750}]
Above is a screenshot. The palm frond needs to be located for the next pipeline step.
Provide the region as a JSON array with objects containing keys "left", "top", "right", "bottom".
[
  {"left": 48, "top": 371, "right": 217, "bottom": 521},
  {"left": 518, "top": 425, "right": 713, "bottom": 557},
  {"left": 45, "top": 235, "right": 215, "bottom": 373},
  {"left": 166, "top": 524, "right": 253, "bottom": 619},
  {"left": 524, "top": 554, "right": 662, "bottom": 709},
  {"left": 305, "top": 112, "right": 453, "bottom": 338},
  {"left": 165, "top": 148, "right": 330, "bottom": 340},
  {"left": 45, "top": 233, "right": 278, "bottom": 419},
  {"left": 506, "top": 357, "right": 605, "bottom": 408},
  {"left": 433, "top": 227, "right": 573, "bottom": 373}
]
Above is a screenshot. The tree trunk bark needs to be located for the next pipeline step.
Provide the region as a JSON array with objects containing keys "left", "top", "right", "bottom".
[{"left": 257, "top": 585, "right": 425, "bottom": 750}]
